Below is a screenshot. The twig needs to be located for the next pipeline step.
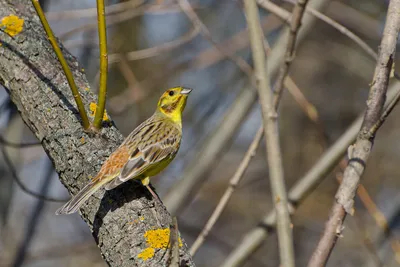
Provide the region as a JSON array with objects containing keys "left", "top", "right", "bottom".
[
  {"left": 116, "top": 55, "right": 144, "bottom": 102},
  {"left": 257, "top": 0, "right": 378, "bottom": 60},
  {"left": 0, "top": 144, "right": 67, "bottom": 202},
  {"left": 326, "top": 1, "right": 381, "bottom": 41},
  {"left": 58, "top": 3, "right": 193, "bottom": 40},
  {"left": 190, "top": 126, "right": 264, "bottom": 255},
  {"left": 108, "top": 25, "right": 200, "bottom": 63},
  {"left": 287, "top": 0, "right": 377, "bottom": 60},
  {"left": 168, "top": 217, "right": 180, "bottom": 267},
  {"left": 0, "top": 135, "right": 41, "bottom": 148},
  {"left": 58, "top": 3, "right": 150, "bottom": 40},
  {"left": 177, "top": 0, "right": 253, "bottom": 78},
  {"left": 45, "top": 0, "right": 144, "bottom": 20},
  {"left": 368, "top": 88, "right": 400, "bottom": 138},
  {"left": 93, "top": 0, "right": 109, "bottom": 130},
  {"left": 284, "top": 76, "right": 319, "bottom": 122},
  {"left": 11, "top": 160, "right": 57, "bottom": 266},
  {"left": 271, "top": 0, "right": 310, "bottom": 107},
  {"left": 31, "top": 0, "right": 90, "bottom": 130},
  {"left": 244, "top": 1, "right": 294, "bottom": 267},
  {"left": 220, "top": 82, "right": 400, "bottom": 267},
  {"left": 192, "top": 18, "right": 283, "bottom": 70},
  {"left": 261, "top": 23, "right": 320, "bottom": 125},
  {"left": 308, "top": 1, "right": 400, "bottom": 266}
]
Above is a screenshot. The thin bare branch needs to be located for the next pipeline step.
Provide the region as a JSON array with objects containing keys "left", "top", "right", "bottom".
[
  {"left": 168, "top": 217, "right": 180, "bottom": 267},
  {"left": 257, "top": 0, "right": 378, "bottom": 60},
  {"left": 368, "top": 89, "right": 400, "bottom": 138},
  {"left": 59, "top": 4, "right": 153, "bottom": 40},
  {"left": 45, "top": 0, "right": 144, "bottom": 20},
  {"left": 58, "top": 3, "right": 200, "bottom": 40},
  {"left": 289, "top": 0, "right": 377, "bottom": 59},
  {"left": 116, "top": 55, "right": 144, "bottom": 102},
  {"left": 0, "top": 135, "right": 41, "bottom": 148},
  {"left": 308, "top": 1, "right": 400, "bottom": 266},
  {"left": 244, "top": 1, "right": 294, "bottom": 267},
  {"left": 108, "top": 25, "right": 200, "bottom": 63},
  {"left": 191, "top": 14, "right": 282, "bottom": 70},
  {"left": 176, "top": 0, "right": 253, "bottom": 78},
  {"left": 271, "top": 0, "right": 310, "bottom": 107},
  {"left": 0, "top": 144, "right": 67, "bottom": 202},
  {"left": 190, "top": 126, "right": 264, "bottom": 255}
]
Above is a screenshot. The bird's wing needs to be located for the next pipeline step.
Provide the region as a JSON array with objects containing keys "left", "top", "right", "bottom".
[{"left": 105, "top": 120, "right": 181, "bottom": 190}]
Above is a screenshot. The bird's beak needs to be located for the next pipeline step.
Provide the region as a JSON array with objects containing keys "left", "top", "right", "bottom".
[{"left": 181, "top": 88, "right": 192, "bottom": 95}]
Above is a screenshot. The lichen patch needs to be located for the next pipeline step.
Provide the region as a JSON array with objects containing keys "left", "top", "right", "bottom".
[
  {"left": 1, "top": 15, "right": 24, "bottom": 37},
  {"left": 138, "top": 228, "right": 183, "bottom": 261},
  {"left": 89, "top": 102, "right": 109, "bottom": 121},
  {"left": 138, "top": 247, "right": 155, "bottom": 261}
]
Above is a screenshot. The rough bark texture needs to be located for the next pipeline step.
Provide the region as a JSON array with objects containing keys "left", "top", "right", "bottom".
[{"left": 0, "top": 1, "right": 195, "bottom": 266}]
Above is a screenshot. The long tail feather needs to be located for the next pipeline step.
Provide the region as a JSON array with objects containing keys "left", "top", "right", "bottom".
[{"left": 55, "top": 180, "right": 105, "bottom": 215}]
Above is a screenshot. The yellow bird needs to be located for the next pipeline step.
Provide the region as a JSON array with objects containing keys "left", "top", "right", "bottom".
[{"left": 56, "top": 87, "right": 192, "bottom": 215}]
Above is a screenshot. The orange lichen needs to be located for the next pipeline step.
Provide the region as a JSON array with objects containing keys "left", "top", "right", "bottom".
[
  {"left": 1, "top": 15, "right": 24, "bottom": 37},
  {"left": 144, "top": 228, "right": 170, "bottom": 249},
  {"left": 138, "top": 228, "right": 183, "bottom": 261},
  {"left": 80, "top": 137, "right": 85, "bottom": 144},
  {"left": 89, "top": 102, "right": 109, "bottom": 121},
  {"left": 138, "top": 247, "right": 155, "bottom": 261}
]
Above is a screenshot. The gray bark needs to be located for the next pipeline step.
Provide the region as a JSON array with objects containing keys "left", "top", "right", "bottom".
[{"left": 0, "top": 1, "right": 195, "bottom": 266}]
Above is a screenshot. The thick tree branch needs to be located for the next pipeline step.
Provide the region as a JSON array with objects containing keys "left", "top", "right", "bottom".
[
  {"left": 0, "top": 1, "right": 195, "bottom": 266},
  {"left": 308, "top": 1, "right": 400, "bottom": 266}
]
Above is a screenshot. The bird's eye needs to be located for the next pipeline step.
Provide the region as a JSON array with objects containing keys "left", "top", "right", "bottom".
[{"left": 169, "top": 91, "right": 175, "bottom": 96}]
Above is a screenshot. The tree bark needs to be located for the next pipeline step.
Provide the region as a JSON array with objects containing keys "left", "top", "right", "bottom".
[{"left": 0, "top": 1, "right": 195, "bottom": 266}]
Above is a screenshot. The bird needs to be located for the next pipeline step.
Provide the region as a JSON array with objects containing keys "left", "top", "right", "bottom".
[{"left": 55, "top": 86, "right": 192, "bottom": 215}]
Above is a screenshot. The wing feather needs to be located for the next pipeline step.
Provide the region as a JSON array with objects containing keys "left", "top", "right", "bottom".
[{"left": 105, "top": 118, "right": 181, "bottom": 190}]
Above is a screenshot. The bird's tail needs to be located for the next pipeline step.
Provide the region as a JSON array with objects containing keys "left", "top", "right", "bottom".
[{"left": 55, "top": 180, "right": 105, "bottom": 215}]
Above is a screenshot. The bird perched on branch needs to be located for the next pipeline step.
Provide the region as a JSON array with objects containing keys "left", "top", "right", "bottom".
[{"left": 56, "top": 87, "right": 192, "bottom": 215}]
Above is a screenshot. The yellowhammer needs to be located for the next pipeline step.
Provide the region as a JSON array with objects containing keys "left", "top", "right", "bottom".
[{"left": 56, "top": 87, "right": 192, "bottom": 215}]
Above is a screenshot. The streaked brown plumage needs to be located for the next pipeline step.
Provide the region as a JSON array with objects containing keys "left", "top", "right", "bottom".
[{"left": 56, "top": 87, "right": 192, "bottom": 215}]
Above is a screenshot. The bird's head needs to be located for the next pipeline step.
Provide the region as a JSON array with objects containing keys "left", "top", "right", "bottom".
[{"left": 156, "top": 87, "right": 192, "bottom": 123}]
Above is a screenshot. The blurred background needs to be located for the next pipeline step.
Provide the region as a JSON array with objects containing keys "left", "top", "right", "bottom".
[{"left": 0, "top": 0, "right": 399, "bottom": 266}]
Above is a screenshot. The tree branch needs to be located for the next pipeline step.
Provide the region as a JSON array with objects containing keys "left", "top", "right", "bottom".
[
  {"left": 244, "top": 1, "right": 294, "bottom": 267},
  {"left": 308, "top": 1, "right": 400, "bottom": 266},
  {"left": 0, "top": 1, "right": 195, "bottom": 266},
  {"left": 270, "top": 0, "right": 310, "bottom": 107}
]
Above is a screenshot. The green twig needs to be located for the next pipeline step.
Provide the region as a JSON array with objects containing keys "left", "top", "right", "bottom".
[
  {"left": 93, "top": 0, "right": 109, "bottom": 130},
  {"left": 31, "top": 0, "right": 90, "bottom": 130}
]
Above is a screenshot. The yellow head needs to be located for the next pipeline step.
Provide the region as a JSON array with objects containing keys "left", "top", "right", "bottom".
[{"left": 156, "top": 87, "right": 192, "bottom": 123}]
